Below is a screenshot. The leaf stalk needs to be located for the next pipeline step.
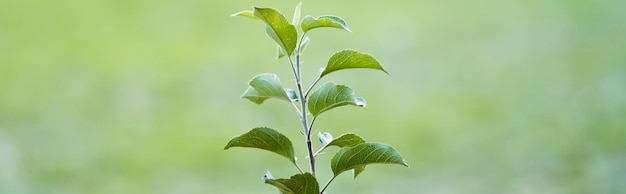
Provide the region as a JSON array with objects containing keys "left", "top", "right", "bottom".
[{"left": 320, "top": 175, "right": 337, "bottom": 194}]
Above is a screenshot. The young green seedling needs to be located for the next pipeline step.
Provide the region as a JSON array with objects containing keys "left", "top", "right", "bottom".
[{"left": 224, "top": 3, "right": 409, "bottom": 194}]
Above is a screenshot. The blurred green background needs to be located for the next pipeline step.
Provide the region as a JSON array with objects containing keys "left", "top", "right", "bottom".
[{"left": 1, "top": 0, "right": 625, "bottom": 193}]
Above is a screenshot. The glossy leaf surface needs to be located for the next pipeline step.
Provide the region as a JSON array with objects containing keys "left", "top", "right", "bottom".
[
  {"left": 321, "top": 50, "right": 388, "bottom": 78},
  {"left": 265, "top": 173, "right": 319, "bottom": 194},
  {"left": 308, "top": 82, "right": 366, "bottom": 117},
  {"left": 326, "top": 133, "right": 366, "bottom": 148},
  {"left": 320, "top": 133, "right": 367, "bottom": 179},
  {"left": 254, "top": 7, "right": 298, "bottom": 55},
  {"left": 224, "top": 127, "right": 296, "bottom": 163},
  {"left": 301, "top": 15, "right": 351, "bottom": 33},
  {"left": 331, "top": 142, "right": 408, "bottom": 177},
  {"left": 241, "top": 73, "right": 290, "bottom": 104}
]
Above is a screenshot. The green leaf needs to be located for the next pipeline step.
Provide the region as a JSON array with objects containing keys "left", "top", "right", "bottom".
[
  {"left": 321, "top": 49, "right": 388, "bottom": 78},
  {"left": 307, "top": 82, "right": 366, "bottom": 117},
  {"left": 224, "top": 127, "right": 296, "bottom": 163},
  {"left": 316, "top": 133, "right": 366, "bottom": 160},
  {"left": 353, "top": 166, "right": 366, "bottom": 179},
  {"left": 301, "top": 15, "right": 351, "bottom": 33},
  {"left": 265, "top": 173, "right": 319, "bottom": 194},
  {"left": 241, "top": 73, "right": 290, "bottom": 104},
  {"left": 326, "top": 133, "right": 366, "bottom": 148},
  {"left": 291, "top": 2, "right": 302, "bottom": 25},
  {"left": 277, "top": 46, "right": 287, "bottom": 59},
  {"left": 231, "top": 10, "right": 258, "bottom": 19},
  {"left": 253, "top": 7, "right": 298, "bottom": 56},
  {"left": 317, "top": 133, "right": 367, "bottom": 179},
  {"left": 331, "top": 142, "right": 408, "bottom": 177}
]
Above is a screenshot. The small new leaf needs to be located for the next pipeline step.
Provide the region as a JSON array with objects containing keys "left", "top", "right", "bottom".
[
  {"left": 308, "top": 82, "right": 366, "bottom": 117},
  {"left": 331, "top": 142, "right": 408, "bottom": 178},
  {"left": 242, "top": 73, "right": 290, "bottom": 104},
  {"left": 253, "top": 7, "right": 298, "bottom": 56},
  {"left": 224, "top": 127, "right": 296, "bottom": 163},
  {"left": 265, "top": 173, "right": 319, "bottom": 194},
  {"left": 292, "top": 2, "right": 302, "bottom": 25},
  {"left": 285, "top": 88, "right": 298, "bottom": 101},
  {"left": 277, "top": 46, "right": 287, "bottom": 59},
  {"left": 318, "top": 132, "right": 334, "bottom": 145},
  {"left": 321, "top": 49, "right": 388, "bottom": 78},
  {"left": 231, "top": 10, "right": 258, "bottom": 19},
  {"left": 301, "top": 15, "right": 351, "bottom": 33}
]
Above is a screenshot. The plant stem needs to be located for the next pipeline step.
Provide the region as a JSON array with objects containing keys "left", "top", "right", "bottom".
[
  {"left": 293, "top": 33, "right": 316, "bottom": 177},
  {"left": 320, "top": 176, "right": 337, "bottom": 194},
  {"left": 305, "top": 76, "right": 322, "bottom": 98},
  {"left": 308, "top": 116, "right": 318, "bottom": 135},
  {"left": 297, "top": 56, "right": 316, "bottom": 177},
  {"left": 312, "top": 146, "right": 324, "bottom": 157},
  {"left": 294, "top": 163, "right": 304, "bottom": 174}
]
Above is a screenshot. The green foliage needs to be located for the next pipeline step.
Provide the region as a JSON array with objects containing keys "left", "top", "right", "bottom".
[
  {"left": 265, "top": 173, "right": 320, "bottom": 194},
  {"left": 226, "top": 3, "right": 408, "bottom": 193},
  {"left": 231, "top": 10, "right": 257, "bottom": 19},
  {"left": 256, "top": 7, "right": 298, "bottom": 56},
  {"left": 241, "top": 73, "right": 293, "bottom": 104},
  {"left": 307, "top": 82, "right": 366, "bottom": 117},
  {"left": 322, "top": 49, "right": 388, "bottom": 78},
  {"left": 224, "top": 127, "right": 296, "bottom": 163},
  {"left": 331, "top": 143, "right": 409, "bottom": 177},
  {"left": 301, "top": 15, "right": 351, "bottom": 33},
  {"left": 320, "top": 133, "right": 366, "bottom": 150}
]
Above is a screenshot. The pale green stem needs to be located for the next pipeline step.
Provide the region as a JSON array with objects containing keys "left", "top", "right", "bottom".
[
  {"left": 296, "top": 53, "right": 316, "bottom": 176},
  {"left": 294, "top": 163, "right": 304, "bottom": 174},
  {"left": 305, "top": 76, "right": 322, "bottom": 98},
  {"left": 292, "top": 32, "right": 316, "bottom": 177}
]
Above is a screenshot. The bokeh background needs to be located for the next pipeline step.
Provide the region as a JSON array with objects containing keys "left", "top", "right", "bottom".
[{"left": 1, "top": 0, "right": 625, "bottom": 193}]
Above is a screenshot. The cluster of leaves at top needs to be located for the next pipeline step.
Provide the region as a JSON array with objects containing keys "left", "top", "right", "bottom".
[{"left": 224, "top": 3, "right": 408, "bottom": 194}]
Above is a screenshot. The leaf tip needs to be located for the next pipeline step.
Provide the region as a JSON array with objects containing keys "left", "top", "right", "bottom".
[
  {"left": 355, "top": 97, "right": 367, "bottom": 108},
  {"left": 223, "top": 142, "right": 233, "bottom": 150},
  {"left": 382, "top": 69, "right": 391, "bottom": 76},
  {"left": 231, "top": 10, "right": 258, "bottom": 19},
  {"left": 292, "top": 2, "right": 303, "bottom": 25},
  {"left": 402, "top": 159, "right": 410, "bottom": 167}
]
